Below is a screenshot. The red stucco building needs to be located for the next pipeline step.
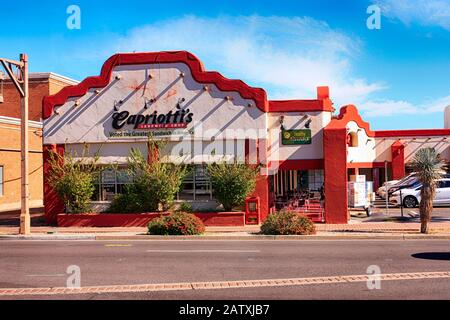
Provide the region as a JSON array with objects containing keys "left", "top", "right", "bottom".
[{"left": 41, "top": 51, "right": 450, "bottom": 225}]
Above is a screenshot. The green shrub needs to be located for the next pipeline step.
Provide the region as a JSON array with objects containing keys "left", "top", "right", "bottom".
[
  {"left": 108, "top": 184, "right": 145, "bottom": 213},
  {"left": 195, "top": 207, "right": 224, "bottom": 213},
  {"left": 148, "top": 212, "right": 205, "bottom": 235},
  {"left": 54, "top": 171, "right": 95, "bottom": 213},
  {"left": 261, "top": 211, "right": 316, "bottom": 235},
  {"left": 178, "top": 202, "right": 193, "bottom": 213},
  {"left": 108, "top": 145, "right": 186, "bottom": 213},
  {"left": 207, "top": 162, "right": 259, "bottom": 211},
  {"left": 47, "top": 145, "right": 98, "bottom": 213}
]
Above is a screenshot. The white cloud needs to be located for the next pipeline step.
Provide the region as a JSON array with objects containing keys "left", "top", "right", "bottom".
[
  {"left": 374, "top": 0, "right": 450, "bottom": 30},
  {"left": 112, "top": 15, "right": 385, "bottom": 106},
  {"left": 68, "top": 14, "right": 447, "bottom": 119},
  {"left": 359, "top": 95, "right": 450, "bottom": 117}
]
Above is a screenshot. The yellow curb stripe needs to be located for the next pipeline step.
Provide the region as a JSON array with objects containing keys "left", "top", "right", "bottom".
[{"left": 0, "top": 271, "right": 449, "bottom": 296}]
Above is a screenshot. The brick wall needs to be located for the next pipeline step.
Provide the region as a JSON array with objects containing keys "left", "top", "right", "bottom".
[
  {"left": 0, "top": 122, "right": 43, "bottom": 211},
  {"left": 1, "top": 81, "right": 48, "bottom": 121},
  {"left": 0, "top": 74, "right": 77, "bottom": 212}
]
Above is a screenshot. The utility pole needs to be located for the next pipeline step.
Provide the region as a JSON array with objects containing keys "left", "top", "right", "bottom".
[
  {"left": 384, "top": 160, "right": 389, "bottom": 216},
  {"left": 0, "top": 54, "right": 30, "bottom": 235}
]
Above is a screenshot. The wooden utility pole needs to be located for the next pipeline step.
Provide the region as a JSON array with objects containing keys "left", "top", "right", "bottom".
[
  {"left": 384, "top": 160, "right": 389, "bottom": 216},
  {"left": 0, "top": 54, "right": 30, "bottom": 234}
]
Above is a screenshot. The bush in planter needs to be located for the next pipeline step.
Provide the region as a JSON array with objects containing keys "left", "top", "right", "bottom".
[
  {"left": 54, "top": 171, "right": 95, "bottom": 213},
  {"left": 108, "top": 184, "right": 145, "bottom": 213},
  {"left": 148, "top": 212, "right": 205, "bottom": 235},
  {"left": 261, "top": 211, "right": 316, "bottom": 235},
  {"left": 108, "top": 144, "right": 186, "bottom": 213},
  {"left": 47, "top": 145, "right": 98, "bottom": 213},
  {"left": 207, "top": 161, "right": 259, "bottom": 211},
  {"left": 178, "top": 202, "right": 193, "bottom": 213}
]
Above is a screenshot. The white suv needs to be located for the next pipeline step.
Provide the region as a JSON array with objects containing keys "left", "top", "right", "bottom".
[
  {"left": 389, "top": 178, "right": 450, "bottom": 208},
  {"left": 377, "top": 173, "right": 417, "bottom": 199},
  {"left": 376, "top": 180, "right": 399, "bottom": 198}
]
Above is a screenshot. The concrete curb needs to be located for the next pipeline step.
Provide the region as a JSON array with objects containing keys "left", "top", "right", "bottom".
[
  {"left": 0, "top": 235, "right": 96, "bottom": 240},
  {"left": 1, "top": 233, "right": 450, "bottom": 241},
  {"left": 402, "top": 234, "right": 450, "bottom": 240},
  {"left": 95, "top": 234, "right": 450, "bottom": 240}
]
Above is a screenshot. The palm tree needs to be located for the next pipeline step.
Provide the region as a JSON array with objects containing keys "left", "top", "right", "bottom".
[{"left": 410, "top": 148, "right": 446, "bottom": 234}]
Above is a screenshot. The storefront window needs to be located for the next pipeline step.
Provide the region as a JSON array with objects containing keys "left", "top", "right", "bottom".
[
  {"left": 296, "top": 170, "right": 324, "bottom": 191},
  {"left": 274, "top": 169, "right": 324, "bottom": 197},
  {"left": 177, "top": 164, "right": 213, "bottom": 201},
  {"left": 297, "top": 171, "right": 308, "bottom": 191},
  {"left": 92, "top": 168, "right": 132, "bottom": 201},
  {"left": 92, "top": 165, "right": 214, "bottom": 202},
  {"left": 307, "top": 170, "right": 324, "bottom": 191}
]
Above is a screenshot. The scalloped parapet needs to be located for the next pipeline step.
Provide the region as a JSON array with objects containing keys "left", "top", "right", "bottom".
[
  {"left": 42, "top": 51, "right": 270, "bottom": 119},
  {"left": 326, "top": 104, "right": 375, "bottom": 136}
]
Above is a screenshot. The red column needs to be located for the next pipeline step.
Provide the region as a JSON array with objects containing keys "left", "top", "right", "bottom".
[
  {"left": 391, "top": 141, "right": 405, "bottom": 180},
  {"left": 323, "top": 127, "right": 348, "bottom": 224},
  {"left": 246, "top": 138, "right": 270, "bottom": 221},
  {"left": 246, "top": 137, "right": 270, "bottom": 221},
  {"left": 43, "top": 144, "right": 65, "bottom": 225},
  {"left": 251, "top": 174, "right": 269, "bottom": 222}
]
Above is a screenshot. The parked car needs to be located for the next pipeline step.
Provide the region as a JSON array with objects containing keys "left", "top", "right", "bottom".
[
  {"left": 389, "top": 178, "right": 450, "bottom": 208},
  {"left": 377, "top": 173, "right": 417, "bottom": 199},
  {"left": 386, "top": 175, "right": 419, "bottom": 197},
  {"left": 376, "top": 180, "right": 399, "bottom": 198}
]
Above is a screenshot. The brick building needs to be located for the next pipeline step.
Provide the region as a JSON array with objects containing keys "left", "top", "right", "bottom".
[{"left": 0, "top": 73, "right": 77, "bottom": 212}]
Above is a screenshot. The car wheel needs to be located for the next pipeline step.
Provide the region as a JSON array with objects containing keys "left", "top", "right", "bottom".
[{"left": 403, "top": 196, "right": 418, "bottom": 208}]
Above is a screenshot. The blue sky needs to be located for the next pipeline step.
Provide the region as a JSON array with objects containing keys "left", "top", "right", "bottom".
[{"left": 1, "top": 0, "right": 449, "bottom": 130}]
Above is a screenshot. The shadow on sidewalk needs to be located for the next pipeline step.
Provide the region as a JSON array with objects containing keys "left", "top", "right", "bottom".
[
  {"left": 0, "top": 208, "right": 47, "bottom": 227},
  {"left": 352, "top": 210, "right": 450, "bottom": 223}
]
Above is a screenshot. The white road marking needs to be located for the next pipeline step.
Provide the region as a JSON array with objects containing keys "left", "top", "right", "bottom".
[
  {"left": 25, "top": 274, "right": 65, "bottom": 277},
  {"left": 105, "top": 244, "right": 133, "bottom": 247},
  {"left": 146, "top": 249, "right": 261, "bottom": 253},
  {"left": 409, "top": 210, "right": 419, "bottom": 217}
]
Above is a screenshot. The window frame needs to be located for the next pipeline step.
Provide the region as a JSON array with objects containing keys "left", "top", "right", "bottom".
[
  {"left": 177, "top": 164, "right": 214, "bottom": 202},
  {"left": 92, "top": 166, "right": 132, "bottom": 202}
]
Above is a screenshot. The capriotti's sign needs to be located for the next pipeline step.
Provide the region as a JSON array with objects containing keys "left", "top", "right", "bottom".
[
  {"left": 111, "top": 104, "right": 194, "bottom": 130},
  {"left": 109, "top": 102, "right": 195, "bottom": 139}
]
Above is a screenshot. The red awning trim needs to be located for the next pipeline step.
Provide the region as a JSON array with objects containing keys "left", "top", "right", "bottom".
[
  {"left": 268, "top": 99, "right": 334, "bottom": 113},
  {"left": 326, "top": 104, "right": 450, "bottom": 139},
  {"left": 374, "top": 129, "right": 450, "bottom": 138}
]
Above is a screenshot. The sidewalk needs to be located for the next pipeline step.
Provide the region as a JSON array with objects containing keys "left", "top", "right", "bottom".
[
  {"left": 2, "top": 209, "right": 450, "bottom": 240},
  {"left": 317, "top": 221, "right": 450, "bottom": 233},
  {"left": 1, "top": 221, "right": 450, "bottom": 240}
]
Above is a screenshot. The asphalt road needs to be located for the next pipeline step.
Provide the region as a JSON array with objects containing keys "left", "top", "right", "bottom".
[{"left": 0, "top": 239, "right": 449, "bottom": 299}]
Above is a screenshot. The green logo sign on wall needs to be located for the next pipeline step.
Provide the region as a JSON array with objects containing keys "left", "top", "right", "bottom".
[{"left": 281, "top": 129, "right": 312, "bottom": 145}]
